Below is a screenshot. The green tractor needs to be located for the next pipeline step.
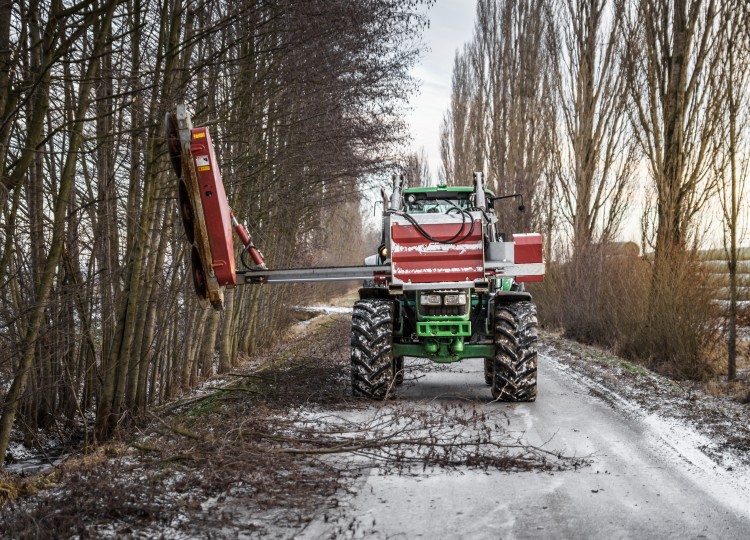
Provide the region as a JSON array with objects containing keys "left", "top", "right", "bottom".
[
  {"left": 352, "top": 173, "right": 545, "bottom": 401},
  {"left": 164, "top": 108, "right": 544, "bottom": 402}
]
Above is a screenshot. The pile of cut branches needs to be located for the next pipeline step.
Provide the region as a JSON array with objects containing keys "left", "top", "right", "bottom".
[{"left": 1, "top": 315, "right": 585, "bottom": 538}]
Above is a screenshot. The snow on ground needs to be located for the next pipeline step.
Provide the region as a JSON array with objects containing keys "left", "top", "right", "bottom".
[
  {"left": 544, "top": 348, "right": 750, "bottom": 519},
  {"left": 4, "top": 431, "right": 70, "bottom": 475},
  {"left": 299, "top": 341, "right": 750, "bottom": 539},
  {"left": 297, "top": 305, "right": 354, "bottom": 314},
  {"left": 541, "top": 336, "right": 750, "bottom": 517},
  {"left": 293, "top": 305, "right": 354, "bottom": 330},
  {"left": 4, "top": 309, "right": 750, "bottom": 538}
]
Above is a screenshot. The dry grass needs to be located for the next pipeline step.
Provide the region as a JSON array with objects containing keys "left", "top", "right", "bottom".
[
  {"left": 704, "top": 339, "right": 750, "bottom": 403},
  {"left": 704, "top": 378, "right": 750, "bottom": 404},
  {"left": 533, "top": 244, "right": 725, "bottom": 383},
  {"left": 0, "top": 472, "right": 54, "bottom": 505}
]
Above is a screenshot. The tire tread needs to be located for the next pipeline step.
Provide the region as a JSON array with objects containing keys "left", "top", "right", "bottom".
[
  {"left": 491, "top": 301, "right": 538, "bottom": 402},
  {"left": 351, "top": 300, "right": 395, "bottom": 399}
]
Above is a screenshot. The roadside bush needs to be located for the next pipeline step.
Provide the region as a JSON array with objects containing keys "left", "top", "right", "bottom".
[
  {"left": 621, "top": 247, "right": 723, "bottom": 380},
  {"left": 531, "top": 243, "right": 722, "bottom": 381},
  {"left": 532, "top": 243, "right": 648, "bottom": 347},
  {"left": 531, "top": 259, "right": 565, "bottom": 329},
  {"left": 737, "top": 303, "right": 750, "bottom": 327}
]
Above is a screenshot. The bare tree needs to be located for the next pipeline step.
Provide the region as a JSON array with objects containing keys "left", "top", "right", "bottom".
[
  {"left": 624, "top": 0, "right": 724, "bottom": 258},
  {"left": 548, "top": 0, "right": 636, "bottom": 251},
  {"left": 440, "top": 0, "right": 556, "bottom": 233},
  {"left": 439, "top": 47, "right": 478, "bottom": 185},
  {"left": 618, "top": 0, "right": 734, "bottom": 375},
  {"left": 716, "top": 3, "right": 750, "bottom": 380},
  {"left": 0, "top": 0, "right": 430, "bottom": 466},
  {"left": 0, "top": 0, "right": 120, "bottom": 466},
  {"left": 404, "top": 147, "right": 432, "bottom": 187}
]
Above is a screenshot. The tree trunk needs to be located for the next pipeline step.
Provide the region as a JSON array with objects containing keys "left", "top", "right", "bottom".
[
  {"left": 219, "top": 289, "right": 236, "bottom": 373},
  {"left": 0, "top": 1, "right": 118, "bottom": 466}
]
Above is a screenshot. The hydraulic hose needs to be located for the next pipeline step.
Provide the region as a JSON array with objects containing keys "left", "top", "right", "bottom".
[{"left": 388, "top": 205, "right": 477, "bottom": 245}]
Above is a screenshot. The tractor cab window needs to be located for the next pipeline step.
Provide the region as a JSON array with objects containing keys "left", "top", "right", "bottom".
[{"left": 404, "top": 194, "right": 473, "bottom": 214}]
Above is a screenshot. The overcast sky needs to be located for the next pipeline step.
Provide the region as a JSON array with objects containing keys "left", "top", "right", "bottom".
[
  {"left": 405, "top": 0, "right": 477, "bottom": 184},
  {"left": 398, "top": 2, "right": 745, "bottom": 247}
]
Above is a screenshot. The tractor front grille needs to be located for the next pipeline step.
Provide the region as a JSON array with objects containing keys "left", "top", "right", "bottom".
[{"left": 419, "top": 305, "right": 467, "bottom": 317}]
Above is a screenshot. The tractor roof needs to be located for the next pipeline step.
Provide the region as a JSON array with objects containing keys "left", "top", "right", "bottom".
[{"left": 403, "top": 184, "right": 495, "bottom": 196}]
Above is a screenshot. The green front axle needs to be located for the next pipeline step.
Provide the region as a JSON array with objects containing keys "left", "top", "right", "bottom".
[
  {"left": 392, "top": 342, "right": 495, "bottom": 363},
  {"left": 395, "top": 304, "right": 494, "bottom": 363}
]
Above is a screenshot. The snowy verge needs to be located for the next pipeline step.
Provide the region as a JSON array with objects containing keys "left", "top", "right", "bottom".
[{"left": 541, "top": 333, "right": 750, "bottom": 518}]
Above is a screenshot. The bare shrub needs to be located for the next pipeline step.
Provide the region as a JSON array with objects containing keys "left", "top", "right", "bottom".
[
  {"left": 704, "top": 378, "right": 749, "bottom": 403},
  {"left": 737, "top": 304, "right": 750, "bottom": 328},
  {"left": 532, "top": 244, "right": 722, "bottom": 381},
  {"left": 559, "top": 244, "right": 647, "bottom": 348},
  {"left": 530, "top": 260, "right": 565, "bottom": 330},
  {"left": 533, "top": 243, "right": 649, "bottom": 347},
  {"left": 620, "top": 248, "right": 723, "bottom": 381}
]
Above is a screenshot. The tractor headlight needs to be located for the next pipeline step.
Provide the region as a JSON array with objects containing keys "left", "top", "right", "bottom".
[
  {"left": 420, "top": 294, "right": 442, "bottom": 306},
  {"left": 444, "top": 293, "right": 467, "bottom": 305}
]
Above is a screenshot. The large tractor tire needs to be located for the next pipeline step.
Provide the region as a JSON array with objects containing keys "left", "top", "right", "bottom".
[
  {"left": 393, "top": 356, "right": 404, "bottom": 386},
  {"left": 483, "top": 359, "right": 493, "bottom": 385},
  {"left": 351, "top": 299, "right": 396, "bottom": 399},
  {"left": 491, "top": 301, "right": 538, "bottom": 402}
]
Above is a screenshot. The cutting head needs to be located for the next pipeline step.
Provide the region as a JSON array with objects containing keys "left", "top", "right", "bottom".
[
  {"left": 166, "top": 107, "right": 228, "bottom": 310},
  {"left": 165, "top": 111, "right": 182, "bottom": 178},
  {"left": 191, "top": 245, "right": 208, "bottom": 301},
  {"left": 178, "top": 179, "right": 196, "bottom": 244}
]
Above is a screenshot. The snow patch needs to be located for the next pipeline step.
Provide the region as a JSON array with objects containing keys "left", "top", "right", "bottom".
[
  {"left": 297, "top": 305, "right": 353, "bottom": 314},
  {"left": 543, "top": 351, "right": 750, "bottom": 519}
]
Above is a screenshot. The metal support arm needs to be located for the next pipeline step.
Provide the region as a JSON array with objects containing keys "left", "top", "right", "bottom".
[{"left": 237, "top": 265, "right": 391, "bottom": 285}]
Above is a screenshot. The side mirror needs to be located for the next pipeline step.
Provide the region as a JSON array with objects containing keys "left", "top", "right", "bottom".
[{"left": 489, "top": 193, "right": 525, "bottom": 212}]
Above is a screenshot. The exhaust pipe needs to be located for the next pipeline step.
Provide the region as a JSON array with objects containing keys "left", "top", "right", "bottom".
[
  {"left": 473, "top": 171, "right": 486, "bottom": 212},
  {"left": 390, "top": 174, "right": 404, "bottom": 211}
]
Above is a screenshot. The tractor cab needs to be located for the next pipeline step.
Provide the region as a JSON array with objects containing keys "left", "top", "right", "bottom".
[{"left": 402, "top": 184, "right": 492, "bottom": 214}]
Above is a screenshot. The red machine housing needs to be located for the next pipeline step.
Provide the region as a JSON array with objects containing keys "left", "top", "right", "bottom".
[
  {"left": 513, "top": 233, "right": 544, "bottom": 282},
  {"left": 390, "top": 213, "right": 484, "bottom": 284},
  {"left": 190, "top": 127, "right": 236, "bottom": 286}
]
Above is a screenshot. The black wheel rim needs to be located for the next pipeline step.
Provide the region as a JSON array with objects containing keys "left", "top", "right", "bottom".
[
  {"left": 191, "top": 246, "right": 208, "bottom": 300},
  {"left": 178, "top": 179, "right": 196, "bottom": 244}
]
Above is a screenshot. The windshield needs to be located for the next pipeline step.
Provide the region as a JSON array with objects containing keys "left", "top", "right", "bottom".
[{"left": 404, "top": 195, "right": 473, "bottom": 214}]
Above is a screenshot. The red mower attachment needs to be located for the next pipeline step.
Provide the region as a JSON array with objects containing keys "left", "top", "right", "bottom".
[
  {"left": 166, "top": 106, "right": 265, "bottom": 309},
  {"left": 189, "top": 127, "right": 236, "bottom": 287}
]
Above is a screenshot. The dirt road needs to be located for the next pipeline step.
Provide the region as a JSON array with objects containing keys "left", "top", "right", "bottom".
[
  {"left": 301, "top": 336, "right": 750, "bottom": 539},
  {"left": 3, "top": 311, "right": 749, "bottom": 538}
]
